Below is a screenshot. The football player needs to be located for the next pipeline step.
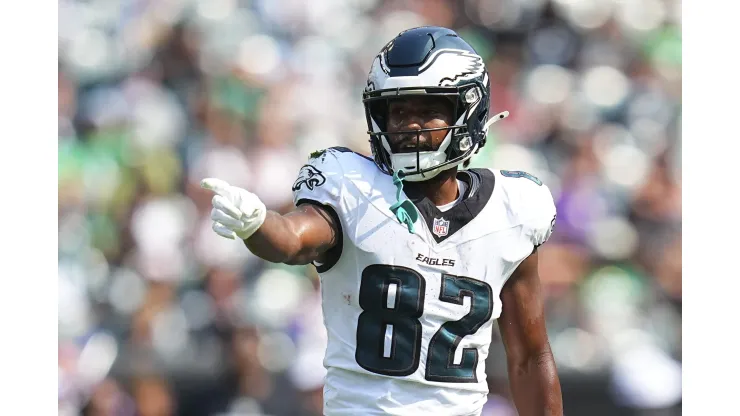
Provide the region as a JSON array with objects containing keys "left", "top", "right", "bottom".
[{"left": 201, "top": 26, "right": 563, "bottom": 416}]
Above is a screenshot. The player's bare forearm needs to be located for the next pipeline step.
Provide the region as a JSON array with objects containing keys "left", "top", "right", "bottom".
[
  {"left": 243, "top": 210, "right": 302, "bottom": 263},
  {"left": 506, "top": 345, "right": 563, "bottom": 416},
  {"left": 499, "top": 250, "right": 563, "bottom": 416},
  {"left": 243, "top": 204, "right": 338, "bottom": 265}
]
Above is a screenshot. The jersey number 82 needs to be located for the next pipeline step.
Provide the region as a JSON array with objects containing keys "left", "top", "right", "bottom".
[{"left": 355, "top": 265, "right": 493, "bottom": 383}]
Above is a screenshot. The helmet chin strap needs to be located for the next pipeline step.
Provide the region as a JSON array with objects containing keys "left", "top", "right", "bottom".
[
  {"left": 385, "top": 130, "right": 452, "bottom": 182},
  {"left": 394, "top": 151, "right": 448, "bottom": 182},
  {"left": 400, "top": 143, "right": 479, "bottom": 182}
]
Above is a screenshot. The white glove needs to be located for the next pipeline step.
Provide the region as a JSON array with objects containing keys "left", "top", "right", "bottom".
[{"left": 200, "top": 178, "right": 267, "bottom": 240}]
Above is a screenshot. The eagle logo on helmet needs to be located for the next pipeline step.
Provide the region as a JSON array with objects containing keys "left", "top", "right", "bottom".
[
  {"left": 418, "top": 49, "right": 485, "bottom": 87},
  {"left": 365, "top": 54, "right": 390, "bottom": 93},
  {"left": 292, "top": 165, "right": 327, "bottom": 191}
]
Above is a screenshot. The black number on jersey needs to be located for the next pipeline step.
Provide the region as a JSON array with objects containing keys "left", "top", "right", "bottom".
[
  {"left": 425, "top": 274, "right": 493, "bottom": 383},
  {"left": 355, "top": 265, "right": 425, "bottom": 376},
  {"left": 355, "top": 265, "right": 493, "bottom": 383}
]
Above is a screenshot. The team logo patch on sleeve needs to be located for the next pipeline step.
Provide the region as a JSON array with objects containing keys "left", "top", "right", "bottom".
[
  {"left": 292, "top": 164, "right": 326, "bottom": 191},
  {"left": 432, "top": 217, "right": 450, "bottom": 237}
]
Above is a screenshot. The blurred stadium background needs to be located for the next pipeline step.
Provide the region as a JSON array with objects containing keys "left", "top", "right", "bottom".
[{"left": 58, "top": 0, "right": 682, "bottom": 415}]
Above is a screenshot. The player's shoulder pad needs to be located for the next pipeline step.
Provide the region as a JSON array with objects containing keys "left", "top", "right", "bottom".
[
  {"left": 292, "top": 146, "right": 373, "bottom": 206},
  {"left": 493, "top": 169, "right": 557, "bottom": 247}
]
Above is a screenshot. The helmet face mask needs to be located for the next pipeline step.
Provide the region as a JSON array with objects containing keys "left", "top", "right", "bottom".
[{"left": 362, "top": 27, "right": 492, "bottom": 181}]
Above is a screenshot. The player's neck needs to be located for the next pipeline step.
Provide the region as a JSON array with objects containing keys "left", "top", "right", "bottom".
[{"left": 404, "top": 168, "right": 460, "bottom": 206}]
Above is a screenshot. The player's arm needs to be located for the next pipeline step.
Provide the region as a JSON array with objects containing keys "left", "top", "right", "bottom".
[
  {"left": 243, "top": 203, "right": 339, "bottom": 265},
  {"left": 200, "top": 178, "right": 339, "bottom": 265},
  {"left": 498, "top": 249, "right": 563, "bottom": 416},
  {"left": 202, "top": 148, "right": 348, "bottom": 266}
]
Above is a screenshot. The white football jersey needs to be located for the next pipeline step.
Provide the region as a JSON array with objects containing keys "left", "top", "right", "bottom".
[{"left": 291, "top": 147, "right": 556, "bottom": 416}]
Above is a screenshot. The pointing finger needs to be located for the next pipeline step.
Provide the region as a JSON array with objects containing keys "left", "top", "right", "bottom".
[{"left": 201, "top": 178, "right": 232, "bottom": 197}]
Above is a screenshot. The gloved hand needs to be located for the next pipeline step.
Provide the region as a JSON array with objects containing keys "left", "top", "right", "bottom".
[{"left": 200, "top": 178, "right": 267, "bottom": 240}]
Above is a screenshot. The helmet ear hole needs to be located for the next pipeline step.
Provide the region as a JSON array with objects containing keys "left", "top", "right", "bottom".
[{"left": 457, "top": 136, "right": 473, "bottom": 152}]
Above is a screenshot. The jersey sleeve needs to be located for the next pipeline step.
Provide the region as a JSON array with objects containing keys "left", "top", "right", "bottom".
[
  {"left": 519, "top": 181, "right": 557, "bottom": 248},
  {"left": 291, "top": 149, "right": 345, "bottom": 210},
  {"left": 291, "top": 148, "right": 348, "bottom": 273},
  {"left": 496, "top": 169, "right": 557, "bottom": 248}
]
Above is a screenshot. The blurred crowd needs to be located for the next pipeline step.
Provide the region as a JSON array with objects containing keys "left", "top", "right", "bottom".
[{"left": 58, "top": 0, "right": 682, "bottom": 415}]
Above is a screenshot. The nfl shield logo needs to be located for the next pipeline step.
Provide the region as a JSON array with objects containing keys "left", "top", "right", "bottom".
[{"left": 432, "top": 217, "right": 450, "bottom": 237}]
